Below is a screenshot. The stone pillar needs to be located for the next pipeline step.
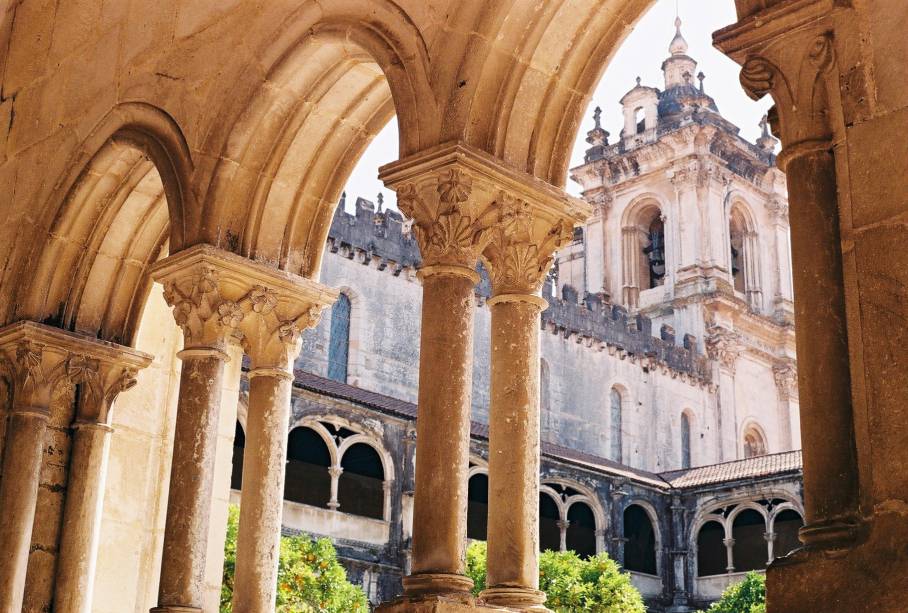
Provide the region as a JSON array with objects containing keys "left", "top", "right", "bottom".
[
  {"left": 772, "top": 361, "right": 797, "bottom": 450},
  {"left": 480, "top": 181, "right": 588, "bottom": 613},
  {"left": 556, "top": 521, "right": 569, "bottom": 553},
  {"left": 54, "top": 347, "right": 152, "bottom": 613},
  {"left": 621, "top": 227, "right": 640, "bottom": 308},
  {"left": 743, "top": 231, "right": 763, "bottom": 308},
  {"left": 231, "top": 277, "right": 336, "bottom": 613},
  {"left": 609, "top": 483, "right": 627, "bottom": 563},
  {"left": 0, "top": 322, "right": 151, "bottom": 612},
  {"left": 723, "top": 538, "right": 735, "bottom": 573},
  {"left": 705, "top": 328, "right": 740, "bottom": 461},
  {"left": 377, "top": 143, "right": 589, "bottom": 612},
  {"left": 328, "top": 466, "right": 343, "bottom": 510},
  {"left": 668, "top": 495, "right": 691, "bottom": 611},
  {"left": 765, "top": 531, "right": 777, "bottom": 564}
]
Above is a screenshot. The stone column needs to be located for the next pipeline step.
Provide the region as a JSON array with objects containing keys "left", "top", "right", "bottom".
[
  {"left": 621, "top": 226, "right": 640, "bottom": 308},
  {"left": 723, "top": 538, "right": 735, "bottom": 574},
  {"left": 556, "top": 521, "right": 569, "bottom": 553},
  {"left": 743, "top": 231, "right": 763, "bottom": 308},
  {"left": 668, "top": 495, "right": 691, "bottom": 611},
  {"left": 328, "top": 466, "right": 343, "bottom": 510},
  {"left": 54, "top": 347, "right": 152, "bottom": 613},
  {"left": 0, "top": 323, "right": 147, "bottom": 611},
  {"left": 231, "top": 277, "right": 336, "bottom": 613},
  {"left": 609, "top": 483, "right": 627, "bottom": 562},
  {"left": 480, "top": 180, "right": 589, "bottom": 612},
  {"left": 378, "top": 147, "right": 496, "bottom": 602}
]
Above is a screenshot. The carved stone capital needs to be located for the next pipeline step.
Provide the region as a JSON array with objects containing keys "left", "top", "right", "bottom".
[
  {"left": 773, "top": 360, "right": 798, "bottom": 401},
  {"left": 152, "top": 245, "right": 338, "bottom": 370},
  {"left": 483, "top": 191, "right": 576, "bottom": 296},
  {"left": 766, "top": 196, "right": 789, "bottom": 223},
  {"left": 714, "top": 2, "right": 849, "bottom": 156},
  {"left": 705, "top": 326, "right": 740, "bottom": 374},
  {"left": 0, "top": 321, "right": 152, "bottom": 421},
  {"left": 380, "top": 142, "right": 591, "bottom": 278}
]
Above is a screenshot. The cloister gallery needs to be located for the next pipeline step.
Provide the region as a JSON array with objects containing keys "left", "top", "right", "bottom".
[{"left": 0, "top": 1, "right": 905, "bottom": 612}]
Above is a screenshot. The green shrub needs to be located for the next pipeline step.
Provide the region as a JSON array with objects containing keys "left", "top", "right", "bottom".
[
  {"left": 220, "top": 505, "right": 369, "bottom": 612},
  {"left": 700, "top": 571, "right": 766, "bottom": 613},
  {"left": 465, "top": 541, "right": 645, "bottom": 613}
]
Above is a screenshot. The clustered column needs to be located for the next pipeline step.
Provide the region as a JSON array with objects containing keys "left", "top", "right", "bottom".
[
  {"left": 149, "top": 245, "right": 336, "bottom": 613},
  {"left": 0, "top": 322, "right": 151, "bottom": 613}
]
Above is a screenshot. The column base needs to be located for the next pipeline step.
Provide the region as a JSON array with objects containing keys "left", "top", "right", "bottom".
[
  {"left": 376, "top": 594, "right": 493, "bottom": 613},
  {"left": 150, "top": 607, "right": 202, "bottom": 613},
  {"left": 402, "top": 572, "right": 475, "bottom": 599},
  {"left": 480, "top": 586, "right": 550, "bottom": 612},
  {"left": 767, "top": 511, "right": 907, "bottom": 613}
]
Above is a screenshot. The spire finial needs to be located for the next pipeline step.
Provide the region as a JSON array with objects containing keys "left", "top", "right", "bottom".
[
  {"left": 593, "top": 106, "right": 602, "bottom": 128},
  {"left": 669, "top": 12, "right": 688, "bottom": 56},
  {"left": 376, "top": 192, "right": 384, "bottom": 212},
  {"left": 760, "top": 114, "right": 770, "bottom": 136},
  {"left": 635, "top": 76, "right": 641, "bottom": 86},
  {"left": 697, "top": 71, "right": 705, "bottom": 93}
]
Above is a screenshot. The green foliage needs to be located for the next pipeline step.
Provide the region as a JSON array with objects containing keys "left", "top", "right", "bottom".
[
  {"left": 220, "top": 505, "right": 369, "bottom": 613},
  {"left": 464, "top": 541, "right": 645, "bottom": 613},
  {"left": 700, "top": 572, "right": 766, "bottom": 613}
]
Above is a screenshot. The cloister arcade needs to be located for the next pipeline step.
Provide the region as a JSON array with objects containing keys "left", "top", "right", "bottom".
[{"left": 0, "top": 1, "right": 905, "bottom": 612}]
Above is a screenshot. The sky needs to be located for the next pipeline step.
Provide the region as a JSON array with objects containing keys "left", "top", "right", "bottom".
[{"left": 341, "top": 0, "right": 774, "bottom": 210}]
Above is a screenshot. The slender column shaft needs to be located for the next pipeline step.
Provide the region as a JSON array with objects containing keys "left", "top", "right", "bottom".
[
  {"left": 0, "top": 409, "right": 50, "bottom": 612},
  {"left": 403, "top": 269, "right": 475, "bottom": 597},
  {"left": 153, "top": 350, "right": 227, "bottom": 613},
  {"left": 232, "top": 368, "right": 293, "bottom": 613},
  {"left": 483, "top": 295, "right": 547, "bottom": 610},
  {"left": 786, "top": 149, "right": 859, "bottom": 545},
  {"left": 54, "top": 422, "right": 113, "bottom": 613}
]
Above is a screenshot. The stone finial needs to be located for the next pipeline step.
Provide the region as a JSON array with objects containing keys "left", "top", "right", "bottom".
[
  {"left": 757, "top": 113, "right": 778, "bottom": 152},
  {"left": 669, "top": 16, "right": 688, "bottom": 56},
  {"left": 697, "top": 71, "right": 706, "bottom": 92},
  {"left": 635, "top": 76, "right": 641, "bottom": 86},
  {"left": 376, "top": 192, "right": 384, "bottom": 212},
  {"left": 585, "top": 106, "right": 609, "bottom": 147}
]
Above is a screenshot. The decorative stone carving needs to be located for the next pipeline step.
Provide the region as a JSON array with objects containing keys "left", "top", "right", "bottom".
[
  {"left": 766, "top": 196, "right": 789, "bottom": 223},
  {"left": 381, "top": 142, "right": 591, "bottom": 280},
  {"left": 773, "top": 361, "right": 798, "bottom": 401},
  {"left": 705, "top": 326, "right": 740, "bottom": 374},
  {"left": 151, "top": 245, "right": 339, "bottom": 370}
]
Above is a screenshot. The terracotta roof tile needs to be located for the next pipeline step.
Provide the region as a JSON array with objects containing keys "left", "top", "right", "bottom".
[{"left": 659, "top": 450, "right": 803, "bottom": 488}]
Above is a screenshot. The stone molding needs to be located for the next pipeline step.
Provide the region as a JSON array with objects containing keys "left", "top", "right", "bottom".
[
  {"left": 0, "top": 321, "right": 152, "bottom": 422},
  {"left": 151, "top": 244, "right": 339, "bottom": 369},
  {"left": 773, "top": 360, "right": 798, "bottom": 401},
  {"left": 379, "top": 142, "right": 591, "bottom": 281},
  {"left": 705, "top": 326, "right": 741, "bottom": 374}
]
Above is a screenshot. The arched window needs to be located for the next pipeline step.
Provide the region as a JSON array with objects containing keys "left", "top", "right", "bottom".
[
  {"left": 610, "top": 388, "right": 623, "bottom": 463},
  {"left": 284, "top": 427, "right": 332, "bottom": 508},
  {"left": 467, "top": 473, "right": 489, "bottom": 541},
  {"left": 338, "top": 443, "right": 385, "bottom": 519},
  {"left": 732, "top": 509, "right": 767, "bottom": 572},
  {"left": 680, "top": 413, "right": 692, "bottom": 469},
  {"left": 643, "top": 216, "right": 666, "bottom": 288},
  {"left": 539, "top": 493, "right": 561, "bottom": 552},
  {"left": 743, "top": 426, "right": 767, "bottom": 458},
  {"left": 729, "top": 212, "right": 746, "bottom": 293},
  {"left": 230, "top": 422, "right": 245, "bottom": 491},
  {"left": 773, "top": 509, "right": 804, "bottom": 560},
  {"left": 566, "top": 502, "right": 597, "bottom": 559},
  {"left": 623, "top": 505, "right": 657, "bottom": 575},
  {"left": 696, "top": 521, "right": 726, "bottom": 576},
  {"left": 327, "top": 292, "right": 351, "bottom": 382}
]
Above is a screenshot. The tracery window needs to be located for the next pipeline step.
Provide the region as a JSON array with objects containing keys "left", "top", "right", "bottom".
[
  {"left": 327, "top": 292, "right": 351, "bottom": 382},
  {"left": 284, "top": 427, "right": 332, "bottom": 508},
  {"left": 338, "top": 442, "right": 384, "bottom": 519},
  {"left": 732, "top": 509, "right": 767, "bottom": 572},
  {"left": 623, "top": 504, "right": 657, "bottom": 575},
  {"left": 566, "top": 502, "right": 597, "bottom": 559},
  {"left": 696, "top": 521, "right": 726, "bottom": 576},
  {"left": 610, "top": 388, "right": 623, "bottom": 463}
]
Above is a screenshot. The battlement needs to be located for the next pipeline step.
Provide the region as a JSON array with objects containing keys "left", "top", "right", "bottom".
[{"left": 327, "top": 196, "right": 712, "bottom": 384}]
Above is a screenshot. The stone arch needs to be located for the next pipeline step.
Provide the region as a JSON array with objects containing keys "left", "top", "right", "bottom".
[
  {"left": 338, "top": 441, "right": 386, "bottom": 520},
  {"left": 695, "top": 517, "right": 727, "bottom": 577},
  {"left": 566, "top": 501, "right": 598, "bottom": 559},
  {"left": 730, "top": 505, "right": 769, "bottom": 572},
  {"left": 467, "top": 471, "right": 489, "bottom": 541},
  {"left": 620, "top": 195, "right": 668, "bottom": 306},
  {"left": 769, "top": 505, "right": 804, "bottom": 561},
  {"left": 198, "top": 3, "right": 435, "bottom": 278},
  {"left": 10, "top": 102, "right": 195, "bottom": 345},
  {"left": 539, "top": 489, "right": 562, "bottom": 552},
  {"left": 284, "top": 425, "right": 334, "bottom": 508},
  {"left": 622, "top": 500, "right": 661, "bottom": 575}
]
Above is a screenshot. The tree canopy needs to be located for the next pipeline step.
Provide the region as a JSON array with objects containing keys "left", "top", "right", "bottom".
[
  {"left": 465, "top": 541, "right": 645, "bottom": 613},
  {"left": 220, "top": 506, "right": 369, "bottom": 612}
]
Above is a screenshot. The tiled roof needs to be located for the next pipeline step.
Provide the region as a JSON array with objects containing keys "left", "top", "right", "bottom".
[
  {"left": 659, "top": 450, "right": 803, "bottom": 489},
  {"left": 292, "top": 371, "right": 801, "bottom": 491}
]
